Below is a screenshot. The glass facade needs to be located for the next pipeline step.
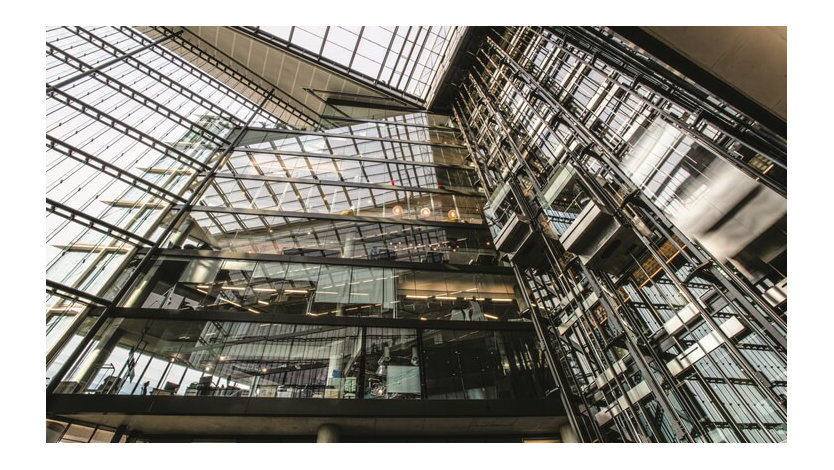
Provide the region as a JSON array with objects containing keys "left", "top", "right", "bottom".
[
  {"left": 52, "top": 316, "right": 546, "bottom": 402},
  {"left": 46, "top": 26, "right": 788, "bottom": 443}
]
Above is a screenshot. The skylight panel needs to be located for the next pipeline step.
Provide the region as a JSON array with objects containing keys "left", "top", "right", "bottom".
[{"left": 251, "top": 26, "right": 465, "bottom": 103}]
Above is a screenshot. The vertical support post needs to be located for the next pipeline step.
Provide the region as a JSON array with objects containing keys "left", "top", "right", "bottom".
[
  {"left": 316, "top": 423, "right": 340, "bottom": 443},
  {"left": 416, "top": 327, "right": 428, "bottom": 399},
  {"left": 559, "top": 422, "right": 579, "bottom": 443}
]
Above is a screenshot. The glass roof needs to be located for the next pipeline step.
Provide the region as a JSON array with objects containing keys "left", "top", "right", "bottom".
[{"left": 253, "top": 26, "right": 465, "bottom": 104}]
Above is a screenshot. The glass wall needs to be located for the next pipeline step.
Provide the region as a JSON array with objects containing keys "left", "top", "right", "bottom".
[
  {"left": 120, "top": 256, "right": 524, "bottom": 321},
  {"left": 52, "top": 317, "right": 550, "bottom": 401},
  {"left": 422, "top": 329, "right": 551, "bottom": 400}
]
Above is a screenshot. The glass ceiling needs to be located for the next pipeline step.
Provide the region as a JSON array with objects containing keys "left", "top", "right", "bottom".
[{"left": 252, "top": 26, "right": 465, "bottom": 104}]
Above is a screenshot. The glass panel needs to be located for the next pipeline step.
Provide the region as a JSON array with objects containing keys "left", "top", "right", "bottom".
[
  {"left": 364, "top": 327, "right": 421, "bottom": 399},
  {"left": 121, "top": 256, "right": 524, "bottom": 320},
  {"left": 421, "top": 329, "right": 552, "bottom": 400}
]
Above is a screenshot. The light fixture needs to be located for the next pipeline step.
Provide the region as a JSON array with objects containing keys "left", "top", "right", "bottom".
[
  {"left": 419, "top": 207, "right": 432, "bottom": 218},
  {"left": 491, "top": 298, "right": 513, "bottom": 302},
  {"left": 447, "top": 209, "right": 458, "bottom": 220},
  {"left": 435, "top": 296, "right": 457, "bottom": 300},
  {"left": 284, "top": 289, "right": 308, "bottom": 294},
  {"left": 391, "top": 205, "right": 404, "bottom": 217},
  {"left": 222, "top": 286, "right": 245, "bottom": 291},
  {"left": 406, "top": 295, "right": 430, "bottom": 299},
  {"left": 484, "top": 314, "right": 498, "bottom": 320}
]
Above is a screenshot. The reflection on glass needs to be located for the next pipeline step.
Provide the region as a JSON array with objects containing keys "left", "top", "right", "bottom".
[
  {"left": 421, "top": 329, "right": 552, "bottom": 400},
  {"left": 56, "top": 318, "right": 363, "bottom": 400},
  {"left": 52, "top": 317, "right": 550, "bottom": 403},
  {"left": 120, "top": 256, "right": 525, "bottom": 321},
  {"left": 364, "top": 328, "right": 421, "bottom": 399}
]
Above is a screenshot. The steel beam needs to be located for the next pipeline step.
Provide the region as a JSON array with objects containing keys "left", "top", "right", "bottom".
[
  {"left": 235, "top": 147, "right": 473, "bottom": 170},
  {"left": 210, "top": 172, "right": 483, "bottom": 196},
  {"left": 47, "top": 135, "right": 186, "bottom": 205},
  {"left": 242, "top": 126, "right": 466, "bottom": 149},
  {"left": 46, "top": 280, "right": 112, "bottom": 307},
  {"left": 184, "top": 204, "right": 488, "bottom": 230},
  {"left": 46, "top": 29, "right": 181, "bottom": 92},
  {"left": 46, "top": 86, "right": 211, "bottom": 171},
  {"left": 46, "top": 198, "right": 155, "bottom": 247}
]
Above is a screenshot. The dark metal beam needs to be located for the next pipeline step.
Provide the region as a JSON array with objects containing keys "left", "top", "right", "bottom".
[
  {"left": 47, "top": 41, "right": 231, "bottom": 147},
  {"left": 46, "top": 86, "right": 211, "bottom": 171},
  {"left": 95, "top": 306, "right": 533, "bottom": 331},
  {"left": 47, "top": 135, "right": 187, "bottom": 205},
  {"left": 46, "top": 29, "right": 182, "bottom": 92},
  {"left": 242, "top": 126, "right": 466, "bottom": 149},
  {"left": 235, "top": 147, "right": 474, "bottom": 171},
  {"left": 152, "top": 248, "right": 510, "bottom": 274},
  {"left": 184, "top": 204, "right": 488, "bottom": 230},
  {"left": 46, "top": 280, "right": 112, "bottom": 307},
  {"left": 210, "top": 172, "right": 483, "bottom": 197},
  {"left": 46, "top": 198, "right": 155, "bottom": 247}
]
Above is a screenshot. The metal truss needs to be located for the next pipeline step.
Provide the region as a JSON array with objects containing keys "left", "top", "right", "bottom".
[
  {"left": 184, "top": 204, "right": 489, "bottom": 230},
  {"left": 235, "top": 147, "right": 473, "bottom": 170}
]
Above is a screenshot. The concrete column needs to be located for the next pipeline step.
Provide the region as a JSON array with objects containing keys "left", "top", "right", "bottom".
[
  {"left": 316, "top": 423, "right": 340, "bottom": 443},
  {"left": 559, "top": 422, "right": 579, "bottom": 443}
]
